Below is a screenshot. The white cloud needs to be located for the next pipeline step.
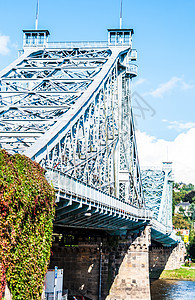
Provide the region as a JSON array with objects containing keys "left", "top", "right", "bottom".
[
  {"left": 136, "top": 129, "right": 195, "bottom": 185},
  {"left": 0, "top": 34, "right": 10, "bottom": 55},
  {"left": 145, "top": 77, "right": 194, "bottom": 98},
  {"left": 133, "top": 78, "right": 146, "bottom": 87},
  {"left": 181, "top": 81, "right": 194, "bottom": 90},
  {"left": 148, "top": 77, "right": 181, "bottom": 98},
  {"left": 162, "top": 119, "right": 195, "bottom": 131}
]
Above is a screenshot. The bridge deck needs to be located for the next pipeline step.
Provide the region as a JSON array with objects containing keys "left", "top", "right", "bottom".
[{"left": 47, "top": 169, "right": 179, "bottom": 246}]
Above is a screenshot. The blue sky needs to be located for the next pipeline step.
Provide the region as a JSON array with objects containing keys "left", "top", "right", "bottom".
[{"left": 0, "top": 0, "right": 194, "bottom": 183}]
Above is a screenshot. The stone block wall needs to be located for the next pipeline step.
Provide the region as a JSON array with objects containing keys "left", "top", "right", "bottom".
[
  {"left": 50, "top": 243, "right": 101, "bottom": 299},
  {"left": 50, "top": 229, "right": 117, "bottom": 299},
  {"left": 106, "top": 226, "right": 151, "bottom": 300},
  {"left": 149, "top": 242, "right": 186, "bottom": 276},
  {"left": 49, "top": 226, "right": 151, "bottom": 300}
]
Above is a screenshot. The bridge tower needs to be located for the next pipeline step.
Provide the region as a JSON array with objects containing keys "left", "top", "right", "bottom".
[{"left": 141, "top": 162, "right": 174, "bottom": 237}]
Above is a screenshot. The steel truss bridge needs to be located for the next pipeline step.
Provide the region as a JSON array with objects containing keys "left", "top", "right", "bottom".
[{"left": 0, "top": 29, "right": 179, "bottom": 246}]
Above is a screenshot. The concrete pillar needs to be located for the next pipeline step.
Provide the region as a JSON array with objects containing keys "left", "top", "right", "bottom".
[{"left": 106, "top": 226, "right": 151, "bottom": 300}]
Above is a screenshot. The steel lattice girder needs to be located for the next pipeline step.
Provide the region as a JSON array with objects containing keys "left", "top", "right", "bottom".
[
  {"left": 141, "top": 163, "right": 173, "bottom": 232},
  {"left": 0, "top": 48, "right": 110, "bottom": 152},
  {"left": 0, "top": 43, "right": 143, "bottom": 209}
]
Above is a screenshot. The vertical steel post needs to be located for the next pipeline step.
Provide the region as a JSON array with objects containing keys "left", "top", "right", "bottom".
[
  {"left": 98, "top": 242, "right": 103, "bottom": 300},
  {"left": 120, "top": 0, "right": 122, "bottom": 29}
]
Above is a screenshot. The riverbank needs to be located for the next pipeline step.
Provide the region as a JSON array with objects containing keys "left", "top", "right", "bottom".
[
  {"left": 150, "top": 266, "right": 195, "bottom": 281},
  {"left": 159, "top": 267, "right": 195, "bottom": 281}
]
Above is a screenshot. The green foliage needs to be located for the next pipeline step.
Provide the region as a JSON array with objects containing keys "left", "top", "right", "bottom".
[
  {"left": 182, "top": 183, "right": 195, "bottom": 192},
  {"left": 173, "top": 189, "right": 188, "bottom": 203},
  {"left": 189, "top": 203, "right": 195, "bottom": 221},
  {"left": 160, "top": 268, "right": 195, "bottom": 280},
  {"left": 179, "top": 206, "right": 185, "bottom": 215},
  {"left": 188, "top": 238, "right": 195, "bottom": 259},
  {"left": 187, "top": 230, "right": 195, "bottom": 259},
  {"left": 172, "top": 182, "right": 195, "bottom": 215},
  {"left": 184, "top": 191, "right": 195, "bottom": 203},
  {"left": 0, "top": 149, "right": 55, "bottom": 299},
  {"left": 173, "top": 213, "right": 190, "bottom": 229},
  {"left": 172, "top": 189, "right": 187, "bottom": 216}
]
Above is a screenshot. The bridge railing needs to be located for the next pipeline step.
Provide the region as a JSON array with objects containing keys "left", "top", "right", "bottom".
[
  {"left": 46, "top": 168, "right": 152, "bottom": 220},
  {"left": 21, "top": 41, "right": 134, "bottom": 51},
  {"left": 47, "top": 41, "right": 108, "bottom": 49}
]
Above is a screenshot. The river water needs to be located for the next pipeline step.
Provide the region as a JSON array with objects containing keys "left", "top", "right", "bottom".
[{"left": 150, "top": 279, "right": 195, "bottom": 299}]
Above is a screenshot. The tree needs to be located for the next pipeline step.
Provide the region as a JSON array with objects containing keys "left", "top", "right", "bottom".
[
  {"left": 188, "top": 230, "right": 195, "bottom": 259},
  {"left": 184, "top": 191, "right": 195, "bottom": 203},
  {"left": 173, "top": 214, "right": 190, "bottom": 229},
  {"left": 179, "top": 206, "right": 185, "bottom": 216},
  {"left": 188, "top": 238, "right": 195, "bottom": 259},
  {"left": 183, "top": 183, "right": 195, "bottom": 192},
  {"left": 189, "top": 203, "right": 195, "bottom": 221},
  {"left": 172, "top": 182, "right": 195, "bottom": 261}
]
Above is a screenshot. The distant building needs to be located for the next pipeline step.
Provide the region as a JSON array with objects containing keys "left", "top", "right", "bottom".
[{"left": 175, "top": 201, "right": 191, "bottom": 216}]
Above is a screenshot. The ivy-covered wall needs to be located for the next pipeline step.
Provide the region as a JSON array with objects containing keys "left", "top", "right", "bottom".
[{"left": 0, "top": 149, "right": 55, "bottom": 299}]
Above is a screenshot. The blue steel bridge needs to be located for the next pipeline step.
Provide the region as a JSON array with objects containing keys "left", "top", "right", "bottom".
[{"left": 0, "top": 28, "right": 179, "bottom": 246}]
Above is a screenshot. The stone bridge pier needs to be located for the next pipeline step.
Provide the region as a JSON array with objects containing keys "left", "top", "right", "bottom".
[
  {"left": 50, "top": 225, "right": 152, "bottom": 300},
  {"left": 106, "top": 225, "right": 151, "bottom": 300},
  {"left": 149, "top": 241, "right": 186, "bottom": 279}
]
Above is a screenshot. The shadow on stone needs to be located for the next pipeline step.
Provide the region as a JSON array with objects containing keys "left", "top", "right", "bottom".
[{"left": 149, "top": 240, "right": 186, "bottom": 280}]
